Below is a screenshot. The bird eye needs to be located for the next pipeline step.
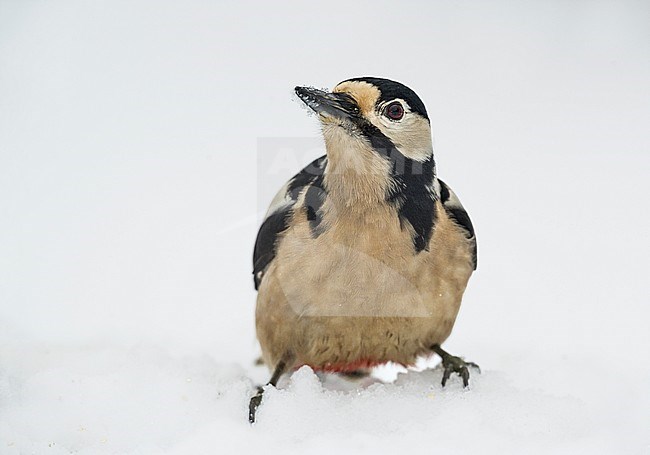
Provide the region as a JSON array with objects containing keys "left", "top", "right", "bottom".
[{"left": 384, "top": 102, "right": 404, "bottom": 121}]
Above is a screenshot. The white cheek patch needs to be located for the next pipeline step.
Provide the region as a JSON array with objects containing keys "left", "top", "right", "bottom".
[{"left": 369, "top": 103, "right": 433, "bottom": 163}]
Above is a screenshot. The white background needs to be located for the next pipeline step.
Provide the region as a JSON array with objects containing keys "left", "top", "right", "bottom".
[{"left": 1, "top": 1, "right": 648, "bottom": 453}]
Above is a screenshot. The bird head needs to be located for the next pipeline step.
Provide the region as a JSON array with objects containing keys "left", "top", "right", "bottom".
[{"left": 295, "top": 77, "right": 433, "bottom": 166}]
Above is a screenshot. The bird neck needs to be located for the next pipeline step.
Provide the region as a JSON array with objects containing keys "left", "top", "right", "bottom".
[
  {"left": 321, "top": 130, "right": 437, "bottom": 213},
  {"left": 322, "top": 132, "right": 393, "bottom": 210}
]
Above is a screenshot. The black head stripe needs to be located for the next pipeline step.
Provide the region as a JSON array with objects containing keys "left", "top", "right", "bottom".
[
  {"left": 341, "top": 77, "right": 429, "bottom": 121},
  {"left": 355, "top": 118, "right": 437, "bottom": 252}
]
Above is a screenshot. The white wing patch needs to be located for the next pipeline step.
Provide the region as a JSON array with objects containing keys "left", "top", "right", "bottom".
[
  {"left": 443, "top": 185, "right": 464, "bottom": 209},
  {"left": 264, "top": 180, "right": 293, "bottom": 218}
]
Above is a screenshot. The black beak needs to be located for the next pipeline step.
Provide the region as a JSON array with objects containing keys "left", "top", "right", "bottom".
[{"left": 295, "top": 86, "right": 359, "bottom": 121}]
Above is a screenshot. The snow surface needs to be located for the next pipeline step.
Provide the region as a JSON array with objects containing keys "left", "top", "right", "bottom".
[{"left": 1, "top": 1, "right": 649, "bottom": 453}]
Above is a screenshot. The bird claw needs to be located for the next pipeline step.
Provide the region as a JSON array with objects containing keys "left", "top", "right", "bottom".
[{"left": 439, "top": 355, "right": 480, "bottom": 388}]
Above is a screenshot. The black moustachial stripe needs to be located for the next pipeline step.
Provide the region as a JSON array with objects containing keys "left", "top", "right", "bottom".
[
  {"left": 397, "top": 157, "right": 436, "bottom": 252},
  {"left": 357, "top": 120, "right": 437, "bottom": 252}
]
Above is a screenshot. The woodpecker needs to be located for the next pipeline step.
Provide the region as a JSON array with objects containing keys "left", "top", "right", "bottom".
[{"left": 249, "top": 77, "right": 478, "bottom": 423}]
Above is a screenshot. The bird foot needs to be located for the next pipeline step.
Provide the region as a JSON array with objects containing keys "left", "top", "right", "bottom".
[
  {"left": 248, "top": 386, "right": 264, "bottom": 424},
  {"left": 248, "top": 357, "right": 290, "bottom": 424},
  {"left": 433, "top": 345, "right": 480, "bottom": 387}
]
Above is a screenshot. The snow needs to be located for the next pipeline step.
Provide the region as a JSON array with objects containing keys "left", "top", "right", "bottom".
[{"left": 1, "top": 0, "right": 649, "bottom": 453}]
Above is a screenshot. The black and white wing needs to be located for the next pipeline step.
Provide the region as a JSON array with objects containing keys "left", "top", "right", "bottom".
[
  {"left": 252, "top": 156, "right": 327, "bottom": 290},
  {"left": 437, "top": 178, "right": 478, "bottom": 270}
]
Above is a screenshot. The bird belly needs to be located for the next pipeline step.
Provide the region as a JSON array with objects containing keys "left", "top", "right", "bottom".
[{"left": 255, "top": 204, "right": 474, "bottom": 370}]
